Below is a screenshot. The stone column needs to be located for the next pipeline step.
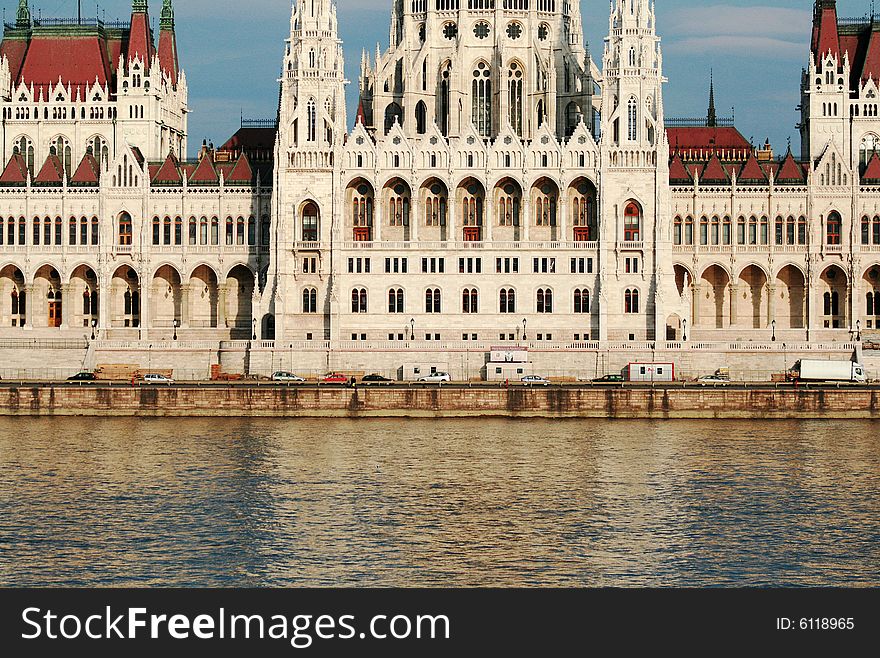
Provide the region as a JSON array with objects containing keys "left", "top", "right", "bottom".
[
  {"left": 692, "top": 283, "right": 701, "bottom": 327},
  {"left": 558, "top": 194, "right": 568, "bottom": 244},
  {"left": 98, "top": 277, "right": 109, "bottom": 334},
  {"left": 729, "top": 283, "right": 739, "bottom": 327},
  {"left": 138, "top": 277, "right": 150, "bottom": 339},
  {"left": 767, "top": 283, "right": 777, "bottom": 329},
  {"left": 180, "top": 282, "right": 191, "bottom": 328},
  {"left": 217, "top": 282, "right": 228, "bottom": 329},
  {"left": 483, "top": 195, "right": 493, "bottom": 244},
  {"left": 521, "top": 196, "right": 530, "bottom": 243},
  {"left": 24, "top": 285, "right": 35, "bottom": 329},
  {"left": 60, "top": 284, "right": 71, "bottom": 329},
  {"left": 410, "top": 196, "right": 419, "bottom": 243}
]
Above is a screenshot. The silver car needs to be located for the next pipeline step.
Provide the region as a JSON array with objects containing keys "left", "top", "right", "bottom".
[
  {"left": 143, "top": 373, "right": 174, "bottom": 385},
  {"left": 521, "top": 375, "right": 551, "bottom": 386},
  {"left": 417, "top": 372, "right": 451, "bottom": 383},
  {"left": 272, "top": 371, "right": 306, "bottom": 382}
]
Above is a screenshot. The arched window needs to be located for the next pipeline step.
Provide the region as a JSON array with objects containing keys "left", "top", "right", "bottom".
[
  {"left": 625, "top": 288, "right": 640, "bottom": 314},
  {"left": 699, "top": 216, "right": 709, "bottom": 246},
  {"left": 225, "top": 217, "right": 234, "bottom": 245},
  {"left": 175, "top": 217, "right": 183, "bottom": 245},
  {"left": 387, "top": 185, "right": 410, "bottom": 228},
  {"left": 534, "top": 186, "right": 557, "bottom": 227},
  {"left": 565, "top": 102, "right": 581, "bottom": 137},
  {"left": 91, "top": 217, "right": 99, "bottom": 245},
  {"left": 438, "top": 62, "right": 451, "bottom": 136},
  {"left": 472, "top": 61, "right": 492, "bottom": 137},
  {"left": 748, "top": 216, "right": 758, "bottom": 245},
  {"left": 496, "top": 183, "right": 519, "bottom": 227},
  {"left": 69, "top": 217, "right": 77, "bottom": 245},
  {"left": 44, "top": 216, "right": 52, "bottom": 245},
  {"left": 351, "top": 185, "right": 374, "bottom": 241},
  {"left": 574, "top": 289, "right": 591, "bottom": 314},
  {"left": 163, "top": 217, "right": 172, "bottom": 245},
  {"left": 536, "top": 288, "right": 553, "bottom": 313},
  {"left": 737, "top": 216, "right": 746, "bottom": 245},
  {"left": 301, "top": 202, "right": 320, "bottom": 242},
  {"left": 424, "top": 184, "right": 448, "bottom": 227},
  {"left": 415, "top": 101, "right": 427, "bottom": 135},
  {"left": 866, "top": 292, "right": 875, "bottom": 317},
  {"left": 462, "top": 288, "right": 478, "bottom": 314},
  {"left": 723, "top": 216, "right": 732, "bottom": 245},
  {"left": 306, "top": 98, "right": 317, "bottom": 142},
  {"left": 388, "top": 288, "right": 405, "bottom": 314},
  {"left": 571, "top": 183, "right": 594, "bottom": 240},
  {"left": 627, "top": 97, "right": 637, "bottom": 141},
  {"left": 425, "top": 288, "right": 442, "bottom": 313},
  {"left": 798, "top": 216, "right": 808, "bottom": 244},
  {"left": 302, "top": 288, "right": 318, "bottom": 314},
  {"left": 235, "top": 217, "right": 245, "bottom": 245},
  {"left": 624, "top": 202, "right": 641, "bottom": 241},
  {"left": 351, "top": 288, "right": 368, "bottom": 314},
  {"left": 628, "top": 46, "right": 636, "bottom": 67},
  {"left": 33, "top": 217, "right": 41, "bottom": 245},
  {"left": 384, "top": 102, "right": 403, "bottom": 134},
  {"left": 499, "top": 288, "right": 516, "bottom": 313},
  {"left": 827, "top": 211, "right": 842, "bottom": 245},
  {"left": 211, "top": 217, "right": 220, "bottom": 245},
  {"left": 508, "top": 62, "right": 523, "bottom": 135},
  {"left": 189, "top": 217, "right": 197, "bottom": 245},
  {"left": 54, "top": 217, "right": 62, "bottom": 245},
  {"left": 861, "top": 216, "right": 870, "bottom": 245},
  {"left": 118, "top": 213, "right": 133, "bottom": 246},
  {"left": 674, "top": 216, "right": 682, "bottom": 245}
]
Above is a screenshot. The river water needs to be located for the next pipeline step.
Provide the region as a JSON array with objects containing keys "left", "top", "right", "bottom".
[{"left": 0, "top": 418, "right": 877, "bottom": 587}]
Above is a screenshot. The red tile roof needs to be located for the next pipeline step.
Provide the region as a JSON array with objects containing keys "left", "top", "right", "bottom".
[
  {"left": 861, "top": 151, "right": 880, "bottom": 182},
  {"left": 225, "top": 153, "right": 254, "bottom": 184},
  {"left": 738, "top": 152, "right": 769, "bottom": 183},
  {"left": 0, "top": 37, "right": 29, "bottom": 84},
  {"left": 668, "top": 152, "right": 691, "bottom": 183},
  {"left": 70, "top": 152, "right": 100, "bottom": 185},
  {"left": 775, "top": 151, "right": 807, "bottom": 184},
  {"left": 666, "top": 126, "right": 752, "bottom": 161},
  {"left": 813, "top": 2, "right": 840, "bottom": 63},
  {"left": 0, "top": 153, "right": 30, "bottom": 184},
  {"left": 157, "top": 25, "right": 179, "bottom": 83},
  {"left": 188, "top": 154, "right": 219, "bottom": 184},
  {"left": 151, "top": 152, "right": 182, "bottom": 185},
  {"left": 18, "top": 35, "right": 111, "bottom": 87},
  {"left": 33, "top": 154, "right": 65, "bottom": 184},
  {"left": 700, "top": 154, "right": 729, "bottom": 183},
  {"left": 127, "top": 10, "right": 154, "bottom": 68}
]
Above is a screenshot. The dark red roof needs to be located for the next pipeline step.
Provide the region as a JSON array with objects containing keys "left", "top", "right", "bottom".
[
  {"left": 668, "top": 152, "right": 691, "bottom": 183},
  {"left": 18, "top": 35, "right": 111, "bottom": 87},
  {"left": 157, "top": 30, "right": 178, "bottom": 82},
  {"left": 218, "top": 128, "right": 276, "bottom": 153},
  {"left": 775, "top": 151, "right": 806, "bottom": 184},
  {"left": 666, "top": 126, "right": 752, "bottom": 160},
  {"left": 188, "top": 155, "right": 219, "bottom": 184},
  {"left": 225, "top": 153, "right": 254, "bottom": 184},
  {"left": 70, "top": 152, "right": 100, "bottom": 185},
  {"left": 0, "top": 153, "right": 30, "bottom": 184},
  {"left": 862, "top": 151, "right": 880, "bottom": 182},
  {"left": 813, "top": 1, "right": 840, "bottom": 63},
  {"left": 738, "top": 152, "right": 769, "bottom": 183},
  {"left": 151, "top": 152, "right": 182, "bottom": 185},
  {"left": 700, "top": 154, "right": 729, "bottom": 183},
  {"left": 127, "top": 10, "right": 154, "bottom": 68},
  {"left": 33, "top": 154, "right": 65, "bottom": 184},
  {"left": 0, "top": 37, "right": 29, "bottom": 84}
]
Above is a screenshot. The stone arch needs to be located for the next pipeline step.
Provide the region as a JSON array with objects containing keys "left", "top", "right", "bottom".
[
  {"left": 458, "top": 177, "right": 487, "bottom": 242},
  {"left": 420, "top": 177, "right": 449, "bottom": 240},
  {"left": 775, "top": 264, "right": 806, "bottom": 330},
  {"left": 382, "top": 177, "right": 412, "bottom": 240},
  {"left": 568, "top": 177, "right": 597, "bottom": 242},
  {"left": 698, "top": 264, "right": 730, "bottom": 329},
  {"left": 0, "top": 264, "right": 27, "bottom": 327},
  {"left": 298, "top": 199, "right": 320, "bottom": 243},
  {"left": 492, "top": 176, "right": 522, "bottom": 241},
  {"left": 111, "top": 265, "right": 141, "bottom": 329},
  {"left": 33, "top": 265, "right": 62, "bottom": 329},
  {"left": 189, "top": 264, "right": 219, "bottom": 329},
  {"left": 673, "top": 263, "right": 693, "bottom": 298},
  {"left": 737, "top": 264, "right": 769, "bottom": 329},
  {"left": 530, "top": 176, "right": 559, "bottom": 240},
  {"left": 346, "top": 177, "right": 375, "bottom": 242},
  {"left": 226, "top": 264, "right": 255, "bottom": 338},
  {"left": 819, "top": 264, "right": 849, "bottom": 329},
  {"left": 152, "top": 264, "right": 183, "bottom": 335},
  {"left": 69, "top": 264, "right": 100, "bottom": 330}
]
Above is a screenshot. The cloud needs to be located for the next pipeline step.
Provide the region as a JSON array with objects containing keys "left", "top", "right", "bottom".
[{"left": 665, "top": 36, "right": 803, "bottom": 60}]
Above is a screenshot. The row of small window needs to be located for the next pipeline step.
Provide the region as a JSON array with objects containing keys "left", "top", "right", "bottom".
[
  {"left": 3, "top": 106, "right": 117, "bottom": 121},
  {"left": 0, "top": 217, "right": 99, "bottom": 247},
  {"left": 147, "top": 217, "right": 271, "bottom": 247},
  {"left": 382, "top": 332, "right": 570, "bottom": 342},
  {"left": 674, "top": 216, "right": 809, "bottom": 247},
  {"left": 327, "top": 288, "right": 601, "bottom": 315},
  {"left": 346, "top": 257, "right": 596, "bottom": 275}
]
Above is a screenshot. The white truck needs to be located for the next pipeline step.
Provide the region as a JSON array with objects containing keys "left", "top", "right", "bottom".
[{"left": 789, "top": 360, "right": 867, "bottom": 383}]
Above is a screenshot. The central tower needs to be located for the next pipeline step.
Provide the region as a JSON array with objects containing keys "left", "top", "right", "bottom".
[{"left": 359, "top": 0, "right": 593, "bottom": 141}]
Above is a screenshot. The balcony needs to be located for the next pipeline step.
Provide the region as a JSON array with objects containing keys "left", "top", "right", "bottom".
[
  {"left": 462, "top": 227, "right": 482, "bottom": 242},
  {"left": 619, "top": 241, "right": 644, "bottom": 251}
]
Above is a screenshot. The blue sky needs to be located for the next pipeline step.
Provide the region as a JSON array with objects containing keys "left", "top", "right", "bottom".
[{"left": 33, "top": 1, "right": 874, "bottom": 157}]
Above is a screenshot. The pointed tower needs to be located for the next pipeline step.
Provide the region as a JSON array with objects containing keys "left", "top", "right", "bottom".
[
  {"left": 707, "top": 70, "right": 717, "bottom": 127},
  {"left": 16, "top": 0, "right": 31, "bottom": 28},
  {"left": 598, "top": 0, "right": 673, "bottom": 341},
  {"left": 801, "top": 0, "right": 849, "bottom": 162},
  {"left": 264, "top": 0, "right": 347, "bottom": 341},
  {"left": 157, "top": 0, "right": 180, "bottom": 85}
]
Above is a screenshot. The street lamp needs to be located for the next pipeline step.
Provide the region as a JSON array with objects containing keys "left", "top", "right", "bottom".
[
  {"left": 522, "top": 318, "right": 528, "bottom": 341},
  {"left": 252, "top": 318, "right": 257, "bottom": 341},
  {"left": 856, "top": 319, "right": 862, "bottom": 342},
  {"left": 410, "top": 318, "right": 415, "bottom": 340},
  {"left": 682, "top": 318, "right": 688, "bottom": 342},
  {"left": 771, "top": 319, "right": 777, "bottom": 342},
  {"left": 173, "top": 318, "right": 178, "bottom": 341},
  {"left": 90, "top": 318, "right": 96, "bottom": 341}
]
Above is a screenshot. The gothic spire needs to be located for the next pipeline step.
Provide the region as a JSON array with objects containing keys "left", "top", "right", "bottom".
[
  {"left": 132, "top": 0, "right": 148, "bottom": 13},
  {"left": 160, "top": 0, "right": 174, "bottom": 29},
  {"left": 16, "top": 0, "right": 30, "bottom": 28},
  {"left": 707, "top": 69, "right": 717, "bottom": 128}
]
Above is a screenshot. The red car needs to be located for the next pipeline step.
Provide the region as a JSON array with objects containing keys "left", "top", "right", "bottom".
[{"left": 321, "top": 373, "right": 349, "bottom": 385}]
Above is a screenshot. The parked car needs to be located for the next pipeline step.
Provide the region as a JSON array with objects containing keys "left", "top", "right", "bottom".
[
  {"left": 697, "top": 375, "right": 730, "bottom": 385},
  {"left": 143, "top": 373, "right": 174, "bottom": 385},
  {"left": 521, "top": 375, "right": 550, "bottom": 386},
  {"left": 321, "top": 373, "right": 349, "bottom": 385},
  {"left": 417, "top": 372, "right": 451, "bottom": 383},
  {"left": 67, "top": 372, "right": 96, "bottom": 382},
  {"left": 592, "top": 374, "right": 624, "bottom": 383},
  {"left": 362, "top": 374, "right": 393, "bottom": 386},
  {"left": 272, "top": 371, "right": 306, "bottom": 382}
]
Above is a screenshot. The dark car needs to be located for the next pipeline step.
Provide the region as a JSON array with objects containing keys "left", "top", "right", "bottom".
[
  {"left": 592, "top": 374, "right": 624, "bottom": 383},
  {"left": 362, "top": 374, "right": 393, "bottom": 386},
  {"left": 67, "top": 372, "right": 97, "bottom": 382}
]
